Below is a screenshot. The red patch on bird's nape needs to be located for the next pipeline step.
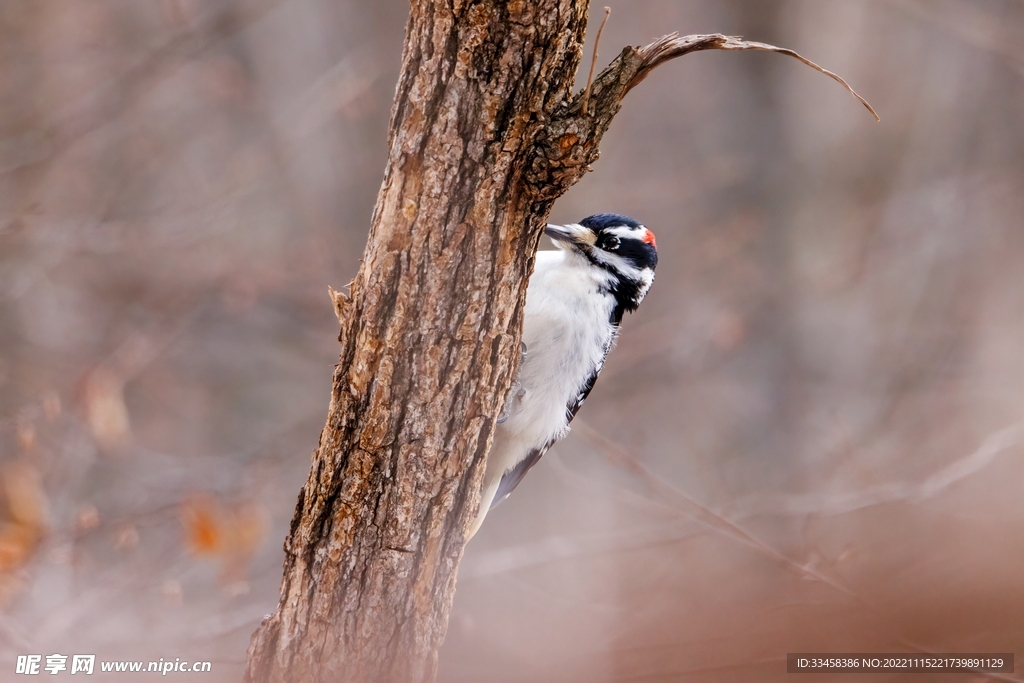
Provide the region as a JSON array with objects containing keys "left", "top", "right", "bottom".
[{"left": 642, "top": 228, "right": 657, "bottom": 248}]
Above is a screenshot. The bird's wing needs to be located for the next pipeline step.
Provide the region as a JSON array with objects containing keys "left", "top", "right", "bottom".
[
  {"left": 491, "top": 360, "right": 606, "bottom": 509},
  {"left": 565, "top": 362, "right": 601, "bottom": 422},
  {"left": 491, "top": 321, "right": 618, "bottom": 511},
  {"left": 566, "top": 314, "right": 619, "bottom": 421},
  {"left": 491, "top": 441, "right": 552, "bottom": 509}
]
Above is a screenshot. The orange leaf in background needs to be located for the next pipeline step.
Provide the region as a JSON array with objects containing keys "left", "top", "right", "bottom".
[
  {"left": 180, "top": 496, "right": 224, "bottom": 556},
  {"left": 0, "top": 462, "right": 48, "bottom": 578},
  {"left": 2, "top": 462, "right": 48, "bottom": 531},
  {"left": 179, "top": 495, "right": 268, "bottom": 585},
  {"left": 0, "top": 523, "right": 38, "bottom": 573}
]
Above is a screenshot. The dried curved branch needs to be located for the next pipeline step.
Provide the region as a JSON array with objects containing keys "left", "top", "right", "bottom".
[
  {"left": 629, "top": 33, "right": 879, "bottom": 120},
  {"left": 530, "top": 31, "right": 877, "bottom": 198},
  {"left": 568, "top": 32, "right": 878, "bottom": 122}
]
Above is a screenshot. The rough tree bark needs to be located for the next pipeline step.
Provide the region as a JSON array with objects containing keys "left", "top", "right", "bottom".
[{"left": 242, "top": 3, "right": 875, "bottom": 682}]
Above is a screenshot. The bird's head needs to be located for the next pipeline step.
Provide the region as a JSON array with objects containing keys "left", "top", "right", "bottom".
[{"left": 545, "top": 213, "right": 658, "bottom": 313}]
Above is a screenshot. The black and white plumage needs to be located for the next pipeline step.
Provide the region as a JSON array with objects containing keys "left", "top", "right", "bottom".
[{"left": 470, "top": 213, "right": 658, "bottom": 538}]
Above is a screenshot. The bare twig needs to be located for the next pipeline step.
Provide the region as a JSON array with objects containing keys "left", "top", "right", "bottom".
[
  {"left": 571, "top": 419, "right": 1023, "bottom": 683},
  {"left": 735, "top": 421, "right": 1024, "bottom": 518},
  {"left": 582, "top": 7, "right": 611, "bottom": 116},
  {"left": 628, "top": 33, "right": 879, "bottom": 120},
  {"left": 571, "top": 419, "right": 856, "bottom": 598}
]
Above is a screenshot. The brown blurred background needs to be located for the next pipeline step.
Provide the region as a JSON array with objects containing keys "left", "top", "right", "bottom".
[{"left": 2, "top": 1, "right": 1023, "bottom": 681}]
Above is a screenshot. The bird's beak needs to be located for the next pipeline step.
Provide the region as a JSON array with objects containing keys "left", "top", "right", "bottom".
[{"left": 544, "top": 223, "right": 595, "bottom": 247}]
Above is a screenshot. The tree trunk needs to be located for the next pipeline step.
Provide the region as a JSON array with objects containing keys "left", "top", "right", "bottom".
[
  {"left": 243, "top": 3, "right": 590, "bottom": 682},
  {"left": 241, "top": 1, "right": 875, "bottom": 679}
]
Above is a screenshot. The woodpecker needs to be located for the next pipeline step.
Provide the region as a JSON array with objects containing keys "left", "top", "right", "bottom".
[{"left": 470, "top": 213, "right": 658, "bottom": 538}]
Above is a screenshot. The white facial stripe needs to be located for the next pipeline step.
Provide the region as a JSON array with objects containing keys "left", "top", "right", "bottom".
[{"left": 605, "top": 224, "right": 646, "bottom": 240}]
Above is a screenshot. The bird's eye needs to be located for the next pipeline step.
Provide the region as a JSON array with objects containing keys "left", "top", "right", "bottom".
[{"left": 606, "top": 236, "right": 620, "bottom": 250}]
